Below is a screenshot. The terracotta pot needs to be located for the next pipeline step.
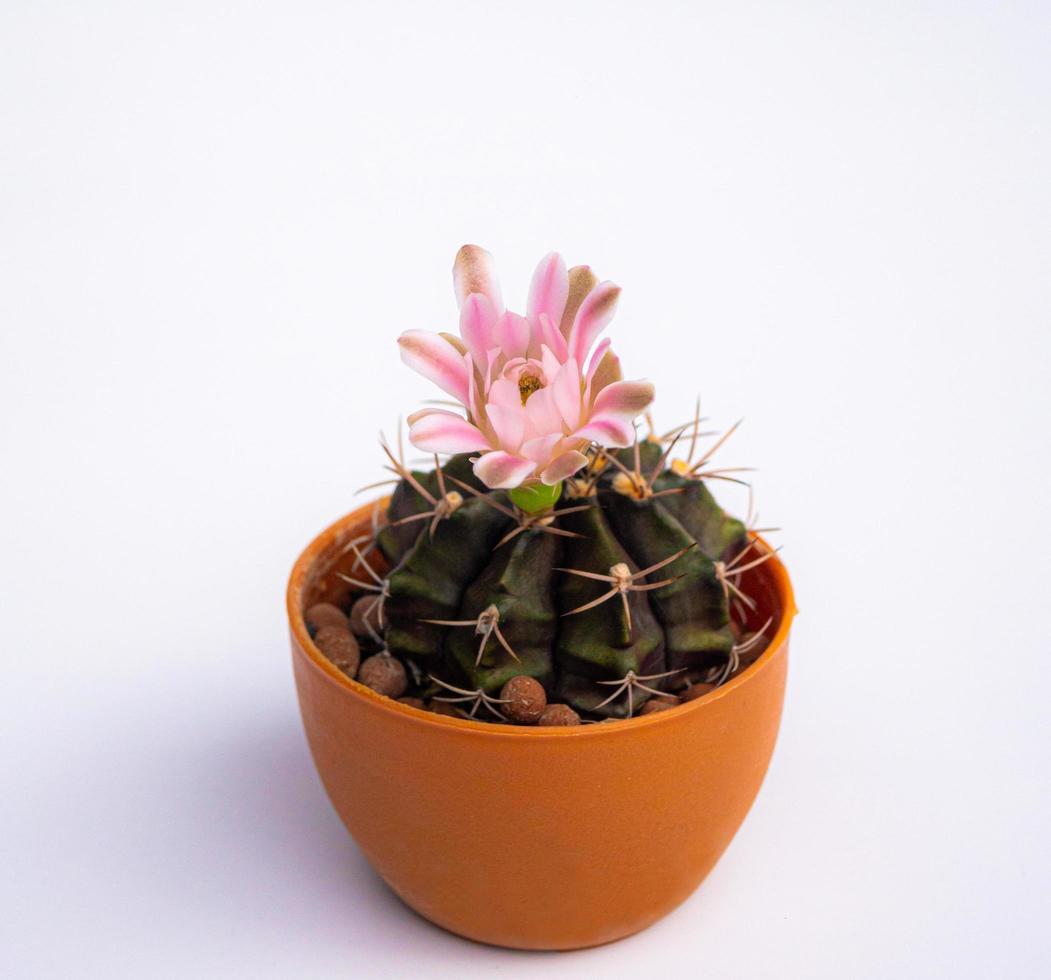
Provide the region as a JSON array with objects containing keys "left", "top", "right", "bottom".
[{"left": 287, "top": 499, "right": 796, "bottom": 951}]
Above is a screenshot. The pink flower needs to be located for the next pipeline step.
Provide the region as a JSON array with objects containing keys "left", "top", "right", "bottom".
[{"left": 398, "top": 246, "right": 655, "bottom": 490}]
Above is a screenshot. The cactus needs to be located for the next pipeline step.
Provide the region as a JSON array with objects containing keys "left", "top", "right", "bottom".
[
  {"left": 311, "top": 246, "right": 779, "bottom": 723},
  {"left": 350, "top": 433, "right": 764, "bottom": 719}
]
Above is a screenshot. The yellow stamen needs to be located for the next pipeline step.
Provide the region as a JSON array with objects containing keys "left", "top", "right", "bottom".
[{"left": 518, "top": 374, "right": 543, "bottom": 404}]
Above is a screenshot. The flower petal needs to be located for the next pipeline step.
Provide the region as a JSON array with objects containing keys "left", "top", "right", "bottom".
[
  {"left": 491, "top": 311, "right": 530, "bottom": 361},
  {"left": 551, "top": 358, "right": 582, "bottom": 431},
  {"left": 459, "top": 293, "right": 498, "bottom": 372},
  {"left": 453, "top": 244, "right": 503, "bottom": 312},
  {"left": 572, "top": 417, "right": 635, "bottom": 447},
  {"left": 537, "top": 313, "right": 568, "bottom": 362},
  {"left": 560, "top": 265, "right": 599, "bottom": 337},
  {"left": 487, "top": 377, "right": 521, "bottom": 412},
  {"left": 527, "top": 252, "right": 568, "bottom": 328},
  {"left": 585, "top": 337, "right": 611, "bottom": 385},
  {"left": 591, "top": 380, "right": 655, "bottom": 421},
  {"left": 408, "top": 410, "right": 490, "bottom": 453},
  {"left": 586, "top": 342, "right": 623, "bottom": 406},
  {"left": 540, "top": 345, "right": 562, "bottom": 383},
  {"left": 486, "top": 402, "right": 525, "bottom": 452},
  {"left": 473, "top": 451, "right": 536, "bottom": 489},
  {"left": 439, "top": 332, "right": 467, "bottom": 356},
  {"left": 523, "top": 385, "right": 563, "bottom": 440},
  {"left": 464, "top": 352, "right": 492, "bottom": 437},
  {"left": 540, "top": 450, "right": 589, "bottom": 485},
  {"left": 568, "top": 281, "right": 621, "bottom": 365},
  {"left": 398, "top": 330, "right": 471, "bottom": 405},
  {"left": 520, "top": 432, "right": 564, "bottom": 464}
]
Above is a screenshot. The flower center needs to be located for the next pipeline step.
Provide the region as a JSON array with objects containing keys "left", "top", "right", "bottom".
[{"left": 518, "top": 373, "right": 543, "bottom": 404}]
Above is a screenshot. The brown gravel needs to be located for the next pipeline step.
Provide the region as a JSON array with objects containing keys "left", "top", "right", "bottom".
[
  {"left": 499, "top": 676, "right": 547, "bottom": 724},
  {"left": 358, "top": 653, "right": 407, "bottom": 698},
  {"left": 305, "top": 602, "right": 349, "bottom": 632},
  {"left": 666, "top": 671, "right": 692, "bottom": 693},
  {"left": 640, "top": 697, "right": 679, "bottom": 715},
  {"left": 397, "top": 697, "right": 426, "bottom": 710},
  {"left": 737, "top": 631, "right": 771, "bottom": 667},
  {"left": 537, "top": 703, "right": 581, "bottom": 726},
  {"left": 313, "top": 625, "right": 360, "bottom": 676},
  {"left": 429, "top": 700, "right": 460, "bottom": 718},
  {"left": 683, "top": 682, "right": 717, "bottom": 702},
  {"left": 349, "top": 594, "right": 381, "bottom": 637}
]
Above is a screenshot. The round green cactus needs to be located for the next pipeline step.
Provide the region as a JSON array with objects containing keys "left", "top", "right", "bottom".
[{"left": 364, "top": 432, "right": 759, "bottom": 720}]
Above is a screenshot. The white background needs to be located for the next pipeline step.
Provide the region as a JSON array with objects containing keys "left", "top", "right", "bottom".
[{"left": 2, "top": 2, "right": 1049, "bottom": 977}]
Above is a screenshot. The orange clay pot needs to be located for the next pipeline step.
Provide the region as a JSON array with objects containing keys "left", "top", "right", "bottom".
[{"left": 287, "top": 499, "right": 796, "bottom": 951}]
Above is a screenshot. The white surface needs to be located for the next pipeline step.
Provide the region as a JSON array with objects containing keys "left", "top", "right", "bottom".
[{"left": 2, "top": 3, "right": 1049, "bottom": 977}]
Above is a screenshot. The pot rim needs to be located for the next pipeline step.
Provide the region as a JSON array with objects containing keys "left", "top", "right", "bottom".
[{"left": 287, "top": 497, "right": 797, "bottom": 739}]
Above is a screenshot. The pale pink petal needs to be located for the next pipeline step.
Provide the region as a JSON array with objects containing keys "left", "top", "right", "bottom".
[
  {"left": 540, "top": 345, "right": 562, "bottom": 383},
  {"left": 465, "top": 350, "right": 475, "bottom": 405},
  {"left": 397, "top": 330, "right": 470, "bottom": 405},
  {"left": 487, "top": 377, "right": 521, "bottom": 412},
  {"left": 520, "top": 432, "right": 564, "bottom": 464},
  {"left": 560, "top": 265, "right": 599, "bottom": 337},
  {"left": 453, "top": 244, "right": 503, "bottom": 312},
  {"left": 485, "top": 347, "right": 512, "bottom": 391},
  {"left": 572, "top": 417, "right": 635, "bottom": 447},
  {"left": 568, "top": 281, "right": 621, "bottom": 365},
  {"left": 583, "top": 338, "right": 611, "bottom": 407},
  {"left": 464, "top": 352, "right": 491, "bottom": 435},
  {"left": 586, "top": 344, "right": 623, "bottom": 406},
  {"left": 459, "top": 294, "right": 498, "bottom": 371},
  {"left": 406, "top": 406, "right": 437, "bottom": 426},
  {"left": 523, "top": 385, "right": 563, "bottom": 439},
  {"left": 408, "top": 410, "right": 490, "bottom": 453},
  {"left": 439, "top": 332, "right": 467, "bottom": 355},
  {"left": 537, "top": 313, "right": 568, "bottom": 362},
  {"left": 525, "top": 327, "right": 542, "bottom": 362},
  {"left": 590, "top": 380, "right": 655, "bottom": 421},
  {"left": 486, "top": 402, "right": 525, "bottom": 452},
  {"left": 527, "top": 252, "right": 569, "bottom": 329},
  {"left": 491, "top": 311, "right": 530, "bottom": 361},
  {"left": 540, "top": 450, "right": 589, "bottom": 485},
  {"left": 585, "top": 338, "right": 612, "bottom": 386},
  {"left": 473, "top": 451, "right": 536, "bottom": 489},
  {"left": 550, "top": 358, "right": 582, "bottom": 431}
]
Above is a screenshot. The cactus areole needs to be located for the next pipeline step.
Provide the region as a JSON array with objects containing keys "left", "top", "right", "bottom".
[{"left": 311, "top": 246, "right": 781, "bottom": 723}]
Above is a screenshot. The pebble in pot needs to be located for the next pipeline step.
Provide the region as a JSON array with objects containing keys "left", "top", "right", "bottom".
[
  {"left": 350, "top": 594, "right": 381, "bottom": 638},
  {"left": 306, "top": 602, "right": 349, "bottom": 633},
  {"left": 499, "top": 676, "right": 547, "bottom": 725},
  {"left": 640, "top": 697, "right": 679, "bottom": 715},
  {"left": 359, "top": 652, "right": 407, "bottom": 698},
  {"left": 537, "top": 703, "right": 581, "bottom": 726},
  {"left": 314, "top": 625, "right": 360, "bottom": 677},
  {"left": 683, "top": 682, "right": 716, "bottom": 702}
]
